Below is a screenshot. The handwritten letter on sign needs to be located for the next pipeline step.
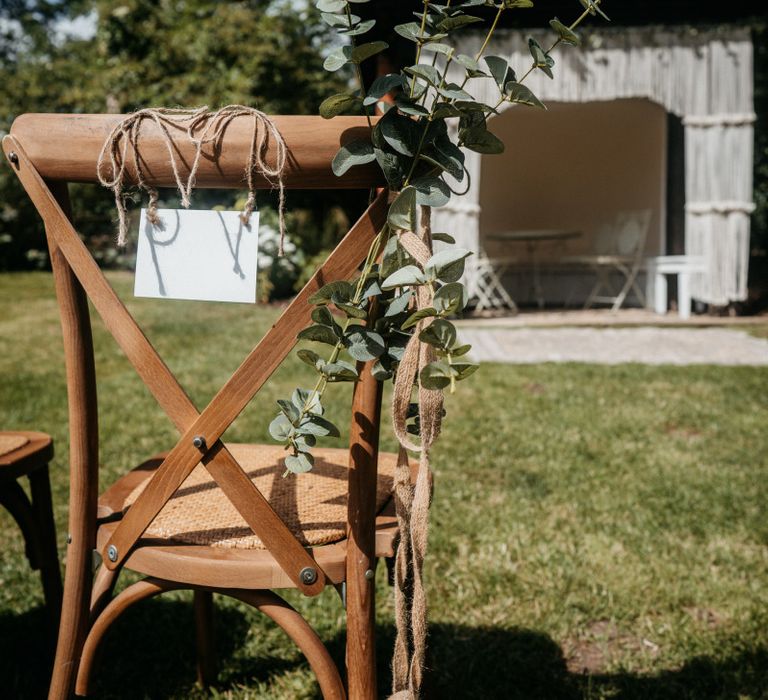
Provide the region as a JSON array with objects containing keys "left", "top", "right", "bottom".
[{"left": 134, "top": 208, "right": 259, "bottom": 303}]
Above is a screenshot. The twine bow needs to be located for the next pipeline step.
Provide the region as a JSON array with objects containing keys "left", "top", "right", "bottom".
[
  {"left": 390, "top": 204, "right": 443, "bottom": 700},
  {"left": 97, "top": 105, "right": 287, "bottom": 253}
]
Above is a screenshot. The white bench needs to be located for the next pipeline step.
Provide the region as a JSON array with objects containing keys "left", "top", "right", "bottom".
[{"left": 645, "top": 255, "right": 706, "bottom": 320}]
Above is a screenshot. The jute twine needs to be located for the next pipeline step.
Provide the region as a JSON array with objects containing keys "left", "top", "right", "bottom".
[
  {"left": 389, "top": 205, "right": 443, "bottom": 700},
  {"left": 96, "top": 105, "right": 287, "bottom": 253}
]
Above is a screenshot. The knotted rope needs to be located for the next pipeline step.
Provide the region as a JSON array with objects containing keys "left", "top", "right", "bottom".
[
  {"left": 390, "top": 204, "right": 443, "bottom": 700},
  {"left": 97, "top": 105, "right": 287, "bottom": 252}
]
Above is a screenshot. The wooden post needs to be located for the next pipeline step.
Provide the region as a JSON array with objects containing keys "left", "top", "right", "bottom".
[{"left": 345, "top": 358, "right": 383, "bottom": 700}]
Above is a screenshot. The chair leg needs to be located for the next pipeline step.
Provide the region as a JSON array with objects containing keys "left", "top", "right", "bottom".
[
  {"left": 49, "top": 528, "right": 96, "bottom": 699},
  {"left": 583, "top": 268, "right": 605, "bottom": 309},
  {"left": 194, "top": 590, "right": 217, "bottom": 688},
  {"left": 0, "top": 479, "right": 40, "bottom": 569},
  {"left": 28, "top": 466, "right": 63, "bottom": 629},
  {"left": 611, "top": 264, "right": 642, "bottom": 312}
]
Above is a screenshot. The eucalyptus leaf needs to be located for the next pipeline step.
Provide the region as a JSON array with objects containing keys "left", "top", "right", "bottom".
[
  {"left": 395, "top": 97, "right": 430, "bottom": 117},
  {"left": 284, "top": 452, "right": 314, "bottom": 474},
  {"left": 321, "top": 12, "right": 356, "bottom": 28},
  {"left": 437, "top": 83, "right": 474, "bottom": 101},
  {"left": 384, "top": 290, "right": 413, "bottom": 317},
  {"left": 451, "top": 343, "right": 472, "bottom": 357},
  {"left": 506, "top": 81, "right": 546, "bottom": 109},
  {"left": 380, "top": 113, "right": 420, "bottom": 156},
  {"left": 401, "top": 307, "right": 437, "bottom": 330},
  {"left": 319, "top": 93, "right": 361, "bottom": 119},
  {"left": 425, "top": 248, "right": 472, "bottom": 283},
  {"left": 405, "top": 63, "right": 441, "bottom": 87},
  {"left": 371, "top": 360, "right": 392, "bottom": 381},
  {"left": 431, "top": 102, "right": 462, "bottom": 119},
  {"left": 433, "top": 282, "right": 467, "bottom": 314},
  {"left": 462, "top": 125, "right": 505, "bottom": 154},
  {"left": 419, "top": 361, "right": 453, "bottom": 390},
  {"left": 394, "top": 21, "right": 423, "bottom": 42},
  {"left": 387, "top": 187, "right": 418, "bottom": 231},
  {"left": 419, "top": 318, "right": 457, "bottom": 351},
  {"left": 297, "top": 348, "right": 323, "bottom": 370},
  {"left": 578, "top": 0, "right": 610, "bottom": 21},
  {"left": 269, "top": 414, "right": 294, "bottom": 441},
  {"left": 292, "top": 388, "right": 323, "bottom": 415},
  {"left": 298, "top": 414, "right": 340, "bottom": 438},
  {"left": 412, "top": 175, "right": 451, "bottom": 207},
  {"left": 331, "top": 139, "right": 376, "bottom": 176},
  {"left": 345, "top": 328, "right": 386, "bottom": 361},
  {"left": 454, "top": 53, "right": 483, "bottom": 75},
  {"left": 316, "top": 0, "right": 346, "bottom": 10},
  {"left": 504, "top": 0, "right": 534, "bottom": 7},
  {"left": 374, "top": 147, "right": 407, "bottom": 188},
  {"left": 382, "top": 264, "right": 427, "bottom": 290},
  {"left": 431, "top": 232, "right": 456, "bottom": 244},
  {"left": 451, "top": 362, "right": 479, "bottom": 380},
  {"left": 277, "top": 399, "right": 301, "bottom": 422},
  {"left": 309, "top": 280, "right": 354, "bottom": 305},
  {"left": 485, "top": 55, "right": 509, "bottom": 89},
  {"left": 310, "top": 305, "right": 338, "bottom": 329},
  {"left": 335, "top": 301, "right": 368, "bottom": 319},
  {"left": 436, "top": 14, "right": 482, "bottom": 32},
  {"left": 297, "top": 324, "right": 339, "bottom": 346},
  {"left": 550, "top": 17, "right": 581, "bottom": 46},
  {"left": 323, "top": 45, "right": 353, "bottom": 71},
  {"left": 421, "top": 42, "right": 453, "bottom": 55},
  {"left": 321, "top": 359, "right": 359, "bottom": 382},
  {"left": 342, "top": 18, "right": 376, "bottom": 35},
  {"left": 364, "top": 73, "right": 406, "bottom": 105},
  {"left": 528, "top": 37, "right": 554, "bottom": 78},
  {"left": 351, "top": 41, "right": 388, "bottom": 63}
]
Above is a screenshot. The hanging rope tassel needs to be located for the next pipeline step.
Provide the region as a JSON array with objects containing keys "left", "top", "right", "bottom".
[
  {"left": 390, "top": 205, "right": 443, "bottom": 700},
  {"left": 97, "top": 105, "right": 288, "bottom": 251}
]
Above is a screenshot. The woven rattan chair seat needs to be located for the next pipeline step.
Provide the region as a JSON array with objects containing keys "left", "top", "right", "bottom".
[{"left": 122, "top": 444, "right": 396, "bottom": 550}]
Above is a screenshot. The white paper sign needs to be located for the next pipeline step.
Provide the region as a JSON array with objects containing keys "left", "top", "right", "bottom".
[{"left": 134, "top": 208, "right": 259, "bottom": 303}]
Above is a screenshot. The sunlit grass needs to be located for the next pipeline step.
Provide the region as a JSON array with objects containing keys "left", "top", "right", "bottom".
[{"left": 1, "top": 272, "right": 767, "bottom": 699}]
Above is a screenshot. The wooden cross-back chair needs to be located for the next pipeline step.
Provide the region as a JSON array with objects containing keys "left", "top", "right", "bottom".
[{"left": 3, "top": 113, "right": 404, "bottom": 700}]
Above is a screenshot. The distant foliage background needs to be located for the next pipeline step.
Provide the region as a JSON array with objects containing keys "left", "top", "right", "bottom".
[{"left": 0, "top": 0, "right": 362, "bottom": 298}]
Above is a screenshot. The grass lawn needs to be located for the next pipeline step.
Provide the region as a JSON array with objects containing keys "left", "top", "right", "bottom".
[{"left": 1, "top": 271, "right": 767, "bottom": 699}]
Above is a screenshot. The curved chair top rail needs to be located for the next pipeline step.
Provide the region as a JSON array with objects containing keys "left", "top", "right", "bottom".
[{"left": 9, "top": 113, "right": 383, "bottom": 190}]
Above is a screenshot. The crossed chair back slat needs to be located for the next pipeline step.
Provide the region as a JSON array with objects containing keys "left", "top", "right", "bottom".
[{"left": 2, "top": 115, "right": 388, "bottom": 601}]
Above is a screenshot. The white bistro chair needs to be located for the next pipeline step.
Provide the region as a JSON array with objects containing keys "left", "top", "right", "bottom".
[{"left": 566, "top": 210, "right": 652, "bottom": 312}]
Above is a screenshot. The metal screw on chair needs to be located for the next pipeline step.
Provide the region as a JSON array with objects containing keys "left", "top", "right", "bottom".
[
  {"left": 192, "top": 435, "right": 206, "bottom": 449},
  {"left": 364, "top": 568, "right": 374, "bottom": 580},
  {"left": 8, "top": 152, "right": 18, "bottom": 165},
  {"left": 299, "top": 566, "right": 318, "bottom": 586},
  {"left": 107, "top": 544, "right": 118, "bottom": 562}
]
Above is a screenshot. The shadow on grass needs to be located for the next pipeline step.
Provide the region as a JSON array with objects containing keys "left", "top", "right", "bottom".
[{"left": 1, "top": 601, "right": 766, "bottom": 699}]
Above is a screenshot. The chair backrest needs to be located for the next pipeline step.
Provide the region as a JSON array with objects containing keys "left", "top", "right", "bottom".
[
  {"left": 614, "top": 209, "right": 652, "bottom": 257},
  {"left": 2, "top": 113, "right": 387, "bottom": 598}
]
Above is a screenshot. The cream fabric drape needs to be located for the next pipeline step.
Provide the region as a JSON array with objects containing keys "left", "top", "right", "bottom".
[{"left": 432, "top": 26, "right": 755, "bottom": 305}]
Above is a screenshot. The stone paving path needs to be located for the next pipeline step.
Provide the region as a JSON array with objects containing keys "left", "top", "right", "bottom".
[{"left": 458, "top": 327, "right": 768, "bottom": 366}]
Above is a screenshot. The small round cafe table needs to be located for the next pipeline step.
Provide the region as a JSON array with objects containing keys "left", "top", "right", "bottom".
[{"left": 487, "top": 229, "right": 581, "bottom": 308}]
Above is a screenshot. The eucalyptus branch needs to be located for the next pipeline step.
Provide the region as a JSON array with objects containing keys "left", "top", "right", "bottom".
[
  {"left": 517, "top": 0, "right": 605, "bottom": 84},
  {"left": 410, "top": 1, "right": 432, "bottom": 97},
  {"left": 344, "top": 3, "right": 374, "bottom": 129},
  {"left": 284, "top": 0, "right": 609, "bottom": 474}
]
